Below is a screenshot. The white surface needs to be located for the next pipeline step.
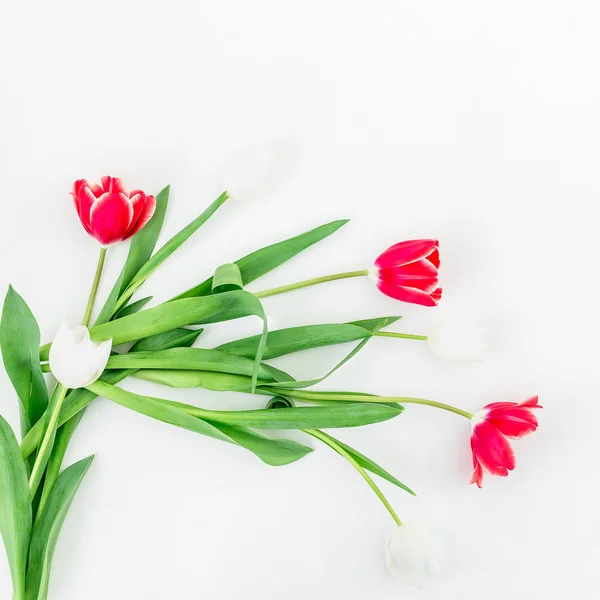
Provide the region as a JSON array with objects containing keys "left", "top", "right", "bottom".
[{"left": 0, "top": 1, "right": 597, "bottom": 598}]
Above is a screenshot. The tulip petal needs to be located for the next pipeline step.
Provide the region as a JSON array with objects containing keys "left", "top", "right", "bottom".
[
  {"left": 375, "top": 239, "right": 439, "bottom": 269},
  {"left": 49, "top": 323, "right": 112, "bottom": 389},
  {"left": 377, "top": 280, "right": 441, "bottom": 306},
  {"left": 125, "top": 193, "right": 156, "bottom": 240},
  {"left": 72, "top": 181, "right": 97, "bottom": 235},
  {"left": 380, "top": 258, "right": 439, "bottom": 281},
  {"left": 470, "top": 455, "right": 484, "bottom": 488},
  {"left": 470, "top": 421, "right": 515, "bottom": 481},
  {"left": 89, "top": 193, "right": 134, "bottom": 245},
  {"left": 100, "top": 176, "right": 127, "bottom": 195}
]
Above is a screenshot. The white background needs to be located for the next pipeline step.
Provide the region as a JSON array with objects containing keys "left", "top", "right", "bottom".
[{"left": 0, "top": 1, "right": 597, "bottom": 598}]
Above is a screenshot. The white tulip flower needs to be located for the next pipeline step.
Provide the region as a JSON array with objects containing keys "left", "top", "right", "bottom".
[
  {"left": 220, "top": 145, "right": 274, "bottom": 201},
  {"left": 427, "top": 321, "right": 487, "bottom": 361},
  {"left": 385, "top": 523, "right": 442, "bottom": 587},
  {"left": 49, "top": 323, "right": 112, "bottom": 389}
]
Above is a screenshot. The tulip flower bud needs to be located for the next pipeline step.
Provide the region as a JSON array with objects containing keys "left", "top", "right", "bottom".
[
  {"left": 385, "top": 523, "right": 442, "bottom": 587},
  {"left": 427, "top": 321, "right": 487, "bottom": 361},
  {"left": 49, "top": 323, "right": 112, "bottom": 389},
  {"left": 72, "top": 176, "right": 156, "bottom": 246},
  {"left": 220, "top": 145, "right": 274, "bottom": 201},
  {"left": 373, "top": 239, "right": 442, "bottom": 306}
]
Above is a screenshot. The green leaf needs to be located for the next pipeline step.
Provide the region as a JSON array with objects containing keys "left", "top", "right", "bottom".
[
  {"left": 216, "top": 317, "right": 401, "bottom": 360},
  {"left": 86, "top": 381, "right": 311, "bottom": 467},
  {"left": 134, "top": 370, "right": 261, "bottom": 391},
  {"left": 316, "top": 431, "right": 416, "bottom": 496},
  {"left": 89, "top": 291, "right": 268, "bottom": 392},
  {"left": 259, "top": 317, "right": 393, "bottom": 391},
  {"left": 94, "top": 185, "right": 170, "bottom": 325},
  {"left": 114, "top": 191, "right": 229, "bottom": 313},
  {"left": 114, "top": 296, "right": 153, "bottom": 319},
  {"left": 25, "top": 456, "right": 94, "bottom": 600},
  {"left": 172, "top": 219, "right": 350, "bottom": 300},
  {"left": 0, "top": 286, "right": 49, "bottom": 434},
  {"left": 0, "top": 415, "right": 32, "bottom": 600},
  {"left": 22, "top": 329, "right": 204, "bottom": 461},
  {"left": 105, "top": 348, "right": 277, "bottom": 383},
  {"left": 174, "top": 402, "right": 404, "bottom": 429},
  {"left": 120, "top": 186, "right": 171, "bottom": 290},
  {"left": 35, "top": 411, "right": 85, "bottom": 524},
  {"left": 212, "top": 263, "right": 243, "bottom": 293}
]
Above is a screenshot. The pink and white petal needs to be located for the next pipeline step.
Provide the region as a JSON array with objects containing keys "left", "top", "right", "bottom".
[
  {"left": 100, "top": 176, "right": 127, "bottom": 195},
  {"left": 386, "top": 259, "right": 439, "bottom": 281},
  {"left": 429, "top": 288, "right": 443, "bottom": 304},
  {"left": 470, "top": 453, "right": 484, "bottom": 488},
  {"left": 376, "top": 280, "right": 440, "bottom": 307},
  {"left": 486, "top": 404, "right": 540, "bottom": 438},
  {"left": 72, "top": 182, "right": 97, "bottom": 234},
  {"left": 375, "top": 239, "right": 439, "bottom": 269},
  {"left": 124, "top": 195, "right": 156, "bottom": 240},
  {"left": 471, "top": 421, "right": 515, "bottom": 477},
  {"left": 89, "top": 193, "right": 134, "bottom": 245}
]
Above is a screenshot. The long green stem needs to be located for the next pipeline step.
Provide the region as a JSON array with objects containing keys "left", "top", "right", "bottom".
[
  {"left": 374, "top": 331, "right": 428, "bottom": 342},
  {"left": 305, "top": 429, "right": 402, "bottom": 526},
  {"left": 28, "top": 384, "right": 68, "bottom": 496},
  {"left": 272, "top": 389, "right": 473, "bottom": 419},
  {"left": 82, "top": 247, "right": 108, "bottom": 327},
  {"left": 254, "top": 269, "right": 369, "bottom": 299}
]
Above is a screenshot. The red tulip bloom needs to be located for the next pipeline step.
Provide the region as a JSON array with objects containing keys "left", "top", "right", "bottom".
[
  {"left": 373, "top": 239, "right": 442, "bottom": 306},
  {"left": 470, "top": 396, "right": 541, "bottom": 488},
  {"left": 72, "top": 176, "right": 156, "bottom": 246}
]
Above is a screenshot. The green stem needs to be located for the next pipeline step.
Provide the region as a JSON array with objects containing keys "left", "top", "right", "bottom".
[
  {"left": 374, "top": 331, "right": 428, "bottom": 342},
  {"left": 254, "top": 270, "right": 369, "bottom": 299},
  {"left": 28, "top": 384, "right": 68, "bottom": 496},
  {"left": 304, "top": 429, "right": 402, "bottom": 526},
  {"left": 272, "top": 389, "right": 473, "bottom": 420},
  {"left": 82, "top": 247, "right": 108, "bottom": 327}
]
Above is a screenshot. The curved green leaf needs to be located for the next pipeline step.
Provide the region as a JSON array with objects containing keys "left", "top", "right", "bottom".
[
  {"left": 212, "top": 263, "right": 243, "bottom": 293},
  {"left": 25, "top": 456, "right": 94, "bottom": 600},
  {"left": 0, "top": 286, "right": 49, "bottom": 434},
  {"left": 86, "top": 381, "right": 311, "bottom": 467},
  {"left": 216, "top": 317, "right": 401, "bottom": 360},
  {"left": 172, "top": 219, "right": 350, "bottom": 300},
  {"left": 105, "top": 348, "right": 276, "bottom": 382},
  {"left": 0, "top": 415, "right": 32, "bottom": 600}
]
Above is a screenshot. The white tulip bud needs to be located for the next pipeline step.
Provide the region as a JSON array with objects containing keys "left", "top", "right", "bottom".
[
  {"left": 220, "top": 145, "right": 274, "bottom": 201},
  {"left": 49, "top": 323, "right": 112, "bottom": 389},
  {"left": 427, "top": 321, "right": 487, "bottom": 361},
  {"left": 385, "top": 523, "right": 442, "bottom": 587}
]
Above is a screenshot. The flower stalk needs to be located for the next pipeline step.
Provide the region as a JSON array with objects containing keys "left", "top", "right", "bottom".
[
  {"left": 304, "top": 429, "right": 403, "bottom": 526},
  {"left": 82, "top": 247, "right": 107, "bottom": 327},
  {"left": 254, "top": 270, "right": 369, "bottom": 299}
]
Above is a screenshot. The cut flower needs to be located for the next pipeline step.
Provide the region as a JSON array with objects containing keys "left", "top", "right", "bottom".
[{"left": 49, "top": 323, "right": 112, "bottom": 389}]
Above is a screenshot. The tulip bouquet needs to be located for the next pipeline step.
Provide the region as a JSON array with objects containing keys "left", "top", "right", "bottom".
[{"left": 0, "top": 167, "right": 540, "bottom": 598}]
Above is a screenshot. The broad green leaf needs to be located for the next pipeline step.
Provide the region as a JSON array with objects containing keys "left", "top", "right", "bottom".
[
  {"left": 120, "top": 186, "right": 170, "bottom": 291},
  {"left": 172, "top": 219, "right": 350, "bottom": 300},
  {"left": 259, "top": 316, "right": 392, "bottom": 390},
  {"left": 315, "top": 431, "right": 415, "bottom": 496},
  {"left": 0, "top": 415, "right": 32, "bottom": 600},
  {"left": 216, "top": 317, "right": 401, "bottom": 359},
  {"left": 25, "top": 456, "right": 94, "bottom": 600},
  {"left": 94, "top": 186, "right": 170, "bottom": 325},
  {"left": 0, "top": 286, "right": 49, "bottom": 434},
  {"left": 114, "top": 296, "right": 153, "bottom": 319},
  {"left": 87, "top": 381, "right": 311, "bottom": 466},
  {"left": 114, "top": 191, "right": 229, "bottom": 313},
  {"left": 171, "top": 401, "right": 404, "bottom": 429},
  {"left": 212, "top": 263, "right": 243, "bottom": 293},
  {"left": 22, "top": 329, "right": 204, "bottom": 460},
  {"left": 28, "top": 385, "right": 68, "bottom": 498},
  {"left": 89, "top": 291, "right": 267, "bottom": 392},
  {"left": 134, "top": 370, "right": 262, "bottom": 391},
  {"left": 106, "top": 348, "right": 276, "bottom": 382},
  {"left": 35, "top": 411, "right": 85, "bottom": 523}
]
